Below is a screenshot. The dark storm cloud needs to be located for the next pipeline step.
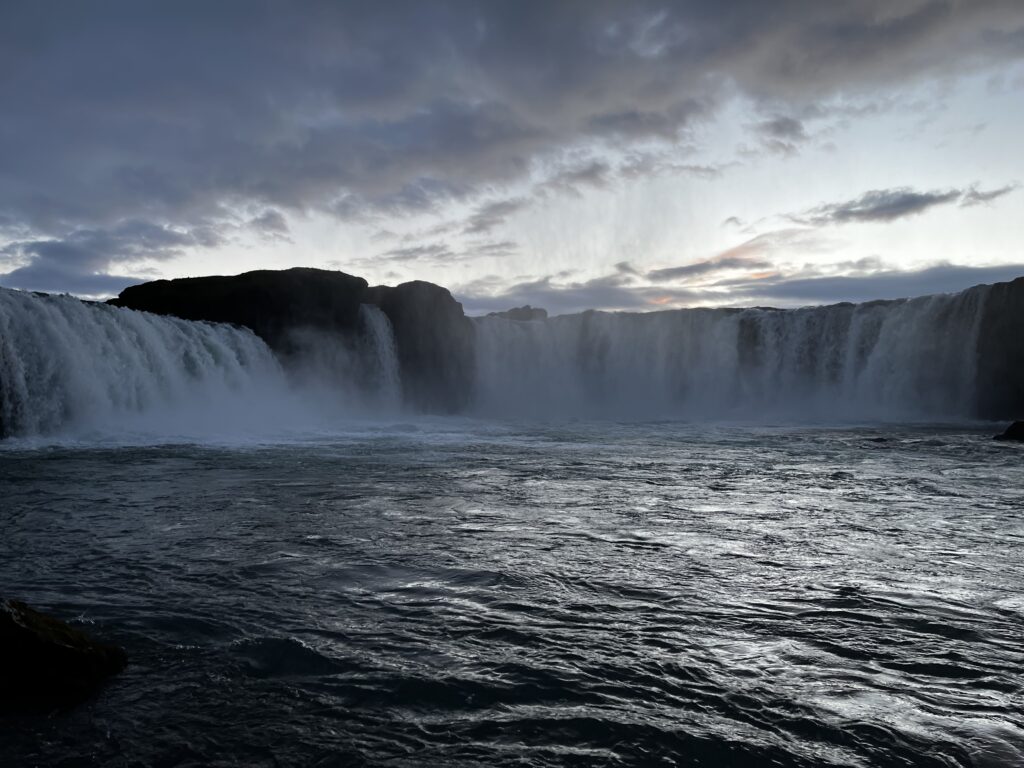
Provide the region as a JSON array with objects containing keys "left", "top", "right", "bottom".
[{"left": 1, "top": 0, "right": 1023, "bottom": 291}]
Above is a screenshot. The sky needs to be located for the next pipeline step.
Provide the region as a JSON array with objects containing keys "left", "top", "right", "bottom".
[{"left": 1, "top": 1, "right": 1023, "bottom": 315}]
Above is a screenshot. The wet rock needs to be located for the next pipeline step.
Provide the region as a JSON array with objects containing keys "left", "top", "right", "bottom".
[
  {"left": 366, "top": 280, "right": 476, "bottom": 413},
  {"left": 993, "top": 421, "right": 1024, "bottom": 442},
  {"left": 0, "top": 599, "right": 126, "bottom": 714}
]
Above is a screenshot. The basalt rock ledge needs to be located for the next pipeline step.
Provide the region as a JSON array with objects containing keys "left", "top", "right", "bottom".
[{"left": 110, "top": 267, "right": 475, "bottom": 413}]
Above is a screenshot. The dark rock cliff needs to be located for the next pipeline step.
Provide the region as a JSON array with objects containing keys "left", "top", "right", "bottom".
[
  {"left": 110, "top": 268, "right": 369, "bottom": 352},
  {"left": 109, "top": 267, "right": 476, "bottom": 413},
  {"left": 974, "top": 276, "right": 1024, "bottom": 420},
  {"left": 366, "top": 281, "right": 475, "bottom": 413}
]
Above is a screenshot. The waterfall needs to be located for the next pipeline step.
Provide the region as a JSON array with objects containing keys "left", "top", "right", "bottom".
[
  {"left": 471, "top": 286, "right": 992, "bottom": 421},
  {"left": 0, "top": 290, "right": 404, "bottom": 439},
  {"left": 0, "top": 278, "right": 1011, "bottom": 438},
  {"left": 0, "top": 287, "right": 287, "bottom": 438},
  {"left": 359, "top": 305, "right": 402, "bottom": 409}
]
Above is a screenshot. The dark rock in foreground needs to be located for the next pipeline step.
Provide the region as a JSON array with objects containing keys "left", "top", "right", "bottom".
[
  {"left": 993, "top": 421, "right": 1024, "bottom": 442},
  {"left": 0, "top": 599, "right": 126, "bottom": 715}
]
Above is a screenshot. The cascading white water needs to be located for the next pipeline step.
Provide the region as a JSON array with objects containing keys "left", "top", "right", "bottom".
[
  {"left": 358, "top": 304, "right": 402, "bottom": 408},
  {"left": 0, "top": 289, "right": 404, "bottom": 439},
  {"left": 0, "top": 287, "right": 293, "bottom": 438},
  {"left": 0, "top": 281, "right": 1002, "bottom": 438},
  {"left": 275, "top": 304, "right": 403, "bottom": 413},
  {"left": 471, "top": 286, "right": 991, "bottom": 421}
]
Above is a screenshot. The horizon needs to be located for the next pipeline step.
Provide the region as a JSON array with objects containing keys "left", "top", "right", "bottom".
[
  {"left": 6, "top": 262, "right": 1023, "bottom": 319},
  {"left": 0, "top": 3, "right": 1022, "bottom": 314}
]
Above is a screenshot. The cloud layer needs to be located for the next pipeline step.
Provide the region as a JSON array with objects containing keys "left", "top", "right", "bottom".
[{"left": 1, "top": 1, "right": 1022, "bottom": 295}]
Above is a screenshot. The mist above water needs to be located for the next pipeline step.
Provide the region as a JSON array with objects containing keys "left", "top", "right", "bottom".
[
  {"left": 472, "top": 287, "right": 989, "bottom": 421},
  {"left": 0, "top": 289, "right": 400, "bottom": 441},
  {"left": 0, "top": 282, "right": 998, "bottom": 440}
]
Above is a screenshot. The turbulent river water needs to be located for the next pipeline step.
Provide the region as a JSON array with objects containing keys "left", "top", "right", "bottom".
[{"left": 2, "top": 421, "right": 1023, "bottom": 767}]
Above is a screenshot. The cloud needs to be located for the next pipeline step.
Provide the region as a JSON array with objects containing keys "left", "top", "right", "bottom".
[
  {"left": 0, "top": 220, "right": 214, "bottom": 295},
  {"left": 791, "top": 182, "right": 1019, "bottom": 225},
  {"left": 462, "top": 240, "right": 519, "bottom": 258},
  {"left": 793, "top": 187, "right": 962, "bottom": 225},
  {"left": 752, "top": 115, "right": 810, "bottom": 155},
  {"left": 959, "top": 183, "right": 1019, "bottom": 206},
  {"left": 647, "top": 256, "right": 774, "bottom": 283},
  {"left": 648, "top": 228, "right": 834, "bottom": 284},
  {"left": 756, "top": 116, "right": 808, "bottom": 141},
  {"left": 249, "top": 209, "right": 289, "bottom": 234},
  {"left": 724, "top": 262, "right": 1024, "bottom": 305},
  {"left": 463, "top": 198, "right": 530, "bottom": 235},
  {"left": 248, "top": 209, "right": 292, "bottom": 242},
  {"left": 537, "top": 160, "right": 613, "bottom": 197},
  {"left": 378, "top": 242, "right": 455, "bottom": 262},
  {"left": 617, "top": 151, "right": 726, "bottom": 180},
  {"left": 458, "top": 270, "right": 705, "bottom": 316},
  {"left": 1, "top": 1, "right": 1022, "bottom": 290},
  {"left": 459, "top": 259, "right": 1024, "bottom": 316}
]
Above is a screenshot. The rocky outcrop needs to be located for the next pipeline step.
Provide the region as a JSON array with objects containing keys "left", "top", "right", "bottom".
[
  {"left": 110, "top": 268, "right": 369, "bottom": 353},
  {"left": 109, "top": 268, "right": 476, "bottom": 413},
  {"left": 994, "top": 421, "right": 1024, "bottom": 442},
  {"left": 0, "top": 599, "right": 126, "bottom": 714},
  {"left": 488, "top": 305, "right": 548, "bottom": 322},
  {"left": 975, "top": 276, "right": 1024, "bottom": 420},
  {"left": 367, "top": 281, "right": 475, "bottom": 412}
]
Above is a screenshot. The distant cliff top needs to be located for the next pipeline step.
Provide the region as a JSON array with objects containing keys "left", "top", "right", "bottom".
[{"left": 486, "top": 305, "right": 548, "bottom": 321}]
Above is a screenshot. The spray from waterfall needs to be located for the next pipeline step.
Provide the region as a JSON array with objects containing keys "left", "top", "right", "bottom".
[
  {"left": 0, "top": 289, "right": 404, "bottom": 440},
  {"left": 470, "top": 286, "right": 991, "bottom": 421},
  {"left": 0, "top": 280, "right": 1004, "bottom": 440}
]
